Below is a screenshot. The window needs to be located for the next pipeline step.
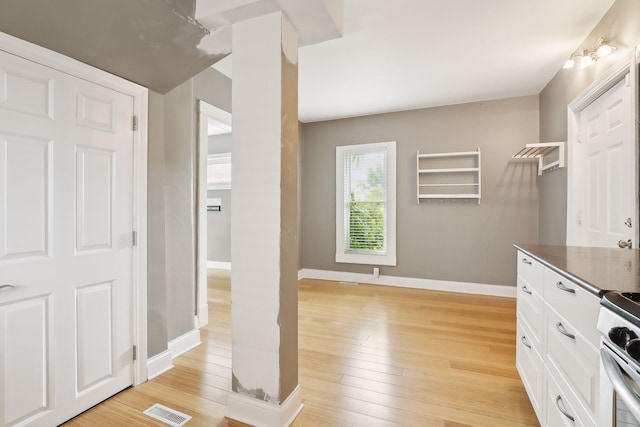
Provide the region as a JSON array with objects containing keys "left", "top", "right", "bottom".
[
  {"left": 336, "top": 141, "right": 396, "bottom": 266},
  {"left": 207, "top": 153, "right": 232, "bottom": 190}
]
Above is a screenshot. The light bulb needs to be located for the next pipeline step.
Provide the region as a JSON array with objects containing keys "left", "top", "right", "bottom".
[
  {"left": 596, "top": 44, "right": 613, "bottom": 58},
  {"left": 580, "top": 55, "right": 593, "bottom": 68},
  {"left": 563, "top": 58, "right": 575, "bottom": 69}
]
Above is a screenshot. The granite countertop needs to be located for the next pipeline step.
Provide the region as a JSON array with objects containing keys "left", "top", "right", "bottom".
[{"left": 514, "top": 244, "right": 640, "bottom": 297}]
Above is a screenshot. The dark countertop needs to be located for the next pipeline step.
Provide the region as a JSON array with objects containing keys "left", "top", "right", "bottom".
[{"left": 514, "top": 244, "right": 640, "bottom": 297}]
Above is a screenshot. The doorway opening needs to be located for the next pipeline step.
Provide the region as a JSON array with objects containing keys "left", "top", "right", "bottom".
[{"left": 196, "top": 101, "right": 232, "bottom": 328}]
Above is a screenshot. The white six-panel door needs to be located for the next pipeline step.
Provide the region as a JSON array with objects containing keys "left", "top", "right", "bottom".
[
  {"left": 0, "top": 48, "right": 134, "bottom": 426},
  {"left": 578, "top": 76, "right": 634, "bottom": 248}
]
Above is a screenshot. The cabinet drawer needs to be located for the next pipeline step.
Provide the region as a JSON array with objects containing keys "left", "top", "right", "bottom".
[
  {"left": 517, "top": 276, "right": 544, "bottom": 350},
  {"left": 517, "top": 251, "right": 543, "bottom": 294},
  {"left": 544, "top": 268, "right": 600, "bottom": 347},
  {"left": 545, "top": 368, "right": 596, "bottom": 427},
  {"left": 546, "top": 307, "right": 599, "bottom": 417},
  {"left": 516, "top": 320, "right": 544, "bottom": 422}
]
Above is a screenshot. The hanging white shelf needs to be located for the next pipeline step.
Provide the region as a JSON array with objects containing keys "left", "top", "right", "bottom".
[
  {"left": 512, "top": 142, "right": 565, "bottom": 175},
  {"left": 416, "top": 148, "right": 481, "bottom": 204}
]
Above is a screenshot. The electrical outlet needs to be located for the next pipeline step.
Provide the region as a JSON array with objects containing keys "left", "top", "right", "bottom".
[{"left": 373, "top": 267, "right": 379, "bottom": 278}]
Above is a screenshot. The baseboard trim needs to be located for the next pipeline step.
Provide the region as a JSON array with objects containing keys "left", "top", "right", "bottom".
[
  {"left": 298, "top": 268, "right": 516, "bottom": 298},
  {"left": 147, "top": 350, "right": 173, "bottom": 380},
  {"left": 168, "top": 329, "right": 202, "bottom": 359},
  {"left": 208, "top": 261, "right": 231, "bottom": 270},
  {"left": 227, "top": 385, "right": 303, "bottom": 427},
  {"left": 196, "top": 304, "right": 209, "bottom": 328}
]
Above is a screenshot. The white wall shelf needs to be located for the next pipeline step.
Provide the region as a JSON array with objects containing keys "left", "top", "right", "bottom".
[
  {"left": 416, "top": 148, "right": 481, "bottom": 204},
  {"left": 512, "top": 142, "right": 565, "bottom": 175}
]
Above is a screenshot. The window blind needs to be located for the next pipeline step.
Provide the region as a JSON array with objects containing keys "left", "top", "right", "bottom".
[{"left": 343, "top": 149, "right": 387, "bottom": 254}]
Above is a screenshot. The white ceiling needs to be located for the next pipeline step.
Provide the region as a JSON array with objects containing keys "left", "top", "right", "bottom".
[{"left": 211, "top": 0, "right": 616, "bottom": 123}]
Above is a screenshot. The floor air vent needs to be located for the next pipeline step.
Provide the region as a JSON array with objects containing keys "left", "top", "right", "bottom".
[{"left": 143, "top": 403, "right": 192, "bottom": 426}]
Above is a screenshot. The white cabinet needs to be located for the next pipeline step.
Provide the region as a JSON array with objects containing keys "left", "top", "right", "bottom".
[
  {"left": 517, "top": 320, "right": 545, "bottom": 421},
  {"left": 416, "top": 149, "right": 481, "bottom": 203},
  {"left": 545, "top": 372, "right": 596, "bottom": 427},
  {"left": 516, "top": 251, "right": 600, "bottom": 426}
]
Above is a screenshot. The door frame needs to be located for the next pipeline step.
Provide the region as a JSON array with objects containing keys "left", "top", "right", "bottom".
[
  {"left": 196, "top": 101, "right": 232, "bottom": 328},
  {"left": 566, "top": 47, "right": 640, "bottom": 246},
  {"left": 0, "top": 31, "right": 149, "bottom": 385}
]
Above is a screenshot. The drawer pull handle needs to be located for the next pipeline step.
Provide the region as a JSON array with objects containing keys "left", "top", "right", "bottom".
[
  {"left": 555, "top": 395, "right": 575, "bottom": 422},
  {"left": 521, "top": 286, "right": 532, "bottom": 295},
  {"left": 521, "top": 335, "right": 531, "bottom": 349},
  {"left": 0, "top": 284, "right": 15, "bottom": 291},
  {"left": 522, "top": 258, "right": 532, "bottom": 265},
  {"left": 556, "top": 281, "right": 575, "bottom": 294},
  {"left": 556, "top": 322, "right": 576, "bottom": 340}
]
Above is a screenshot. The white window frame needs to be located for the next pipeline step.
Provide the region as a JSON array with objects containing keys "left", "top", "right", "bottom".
[
  {"left": 335, "top": 141, "right": 397, "bottom": 266},
  {"left": 207, "top": 153, "right": 232, "bottom": 190}
]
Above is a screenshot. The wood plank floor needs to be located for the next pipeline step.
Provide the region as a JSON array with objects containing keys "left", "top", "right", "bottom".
[{"left": 64, "top": 271, "right": 538, "bottom": 426}]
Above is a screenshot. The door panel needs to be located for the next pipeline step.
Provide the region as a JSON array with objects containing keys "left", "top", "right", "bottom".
[
  {"left": 75, "top": 147, "right": 114, "bottom": 251},
  {"left": 0, "top": 134, "right": 51, "bottom": 259},
  {"left": 586, "top": 153, "right": 600, "bottom": 234},
  {"left": 607, "top": 142, "right": 624, "bottom": 235},
  {"left": 76, "top": 282, "right": 113, "bottom": 394},
  {"left": 0, "top": 296, "right": 51, "bottom": 426},
  {"left": 579, "top": 77, "right": 633, "bottom": 247},
  {"left": 0, "top": 67, "right": 53, "bottom": 119},
  {"left": 76, "top": 92, "right": 116, "bottom": 133}
]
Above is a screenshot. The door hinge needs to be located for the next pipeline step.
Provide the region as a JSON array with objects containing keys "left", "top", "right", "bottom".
[
  {"left": 132, "top": 115, "right": 138, "bottom": 131},
  {"left": 132, "top": 230, "right": 137, "bottom": 247},
  {"left": 132, "top": 345, "right": 137, "bottom": 361}
]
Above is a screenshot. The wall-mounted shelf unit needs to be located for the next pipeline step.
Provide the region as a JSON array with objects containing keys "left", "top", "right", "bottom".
[
  {"left": 416, "top": 148, "right": 481, "bottom": 204},
  {"left": 512, "top": 142, "right": 564, "bottom": 175}
]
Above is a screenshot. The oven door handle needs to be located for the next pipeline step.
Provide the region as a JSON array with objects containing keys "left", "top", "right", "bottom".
[{"left": 601, "top": 347, "right": 640, "bottom": 423}]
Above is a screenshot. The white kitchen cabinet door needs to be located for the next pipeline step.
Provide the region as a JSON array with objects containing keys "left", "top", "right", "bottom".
[{"left": 0, "top": 48, "right": 134, "bottom": 426}]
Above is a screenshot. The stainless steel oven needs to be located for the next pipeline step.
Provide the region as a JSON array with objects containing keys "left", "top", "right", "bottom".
[{"left": 598, "top": 292, "right": 640, "bottom": 426}]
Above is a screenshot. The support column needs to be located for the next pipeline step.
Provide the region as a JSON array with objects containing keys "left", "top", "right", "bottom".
[{"left": 228, "top": 11, "right": 301, "bottom": 427}]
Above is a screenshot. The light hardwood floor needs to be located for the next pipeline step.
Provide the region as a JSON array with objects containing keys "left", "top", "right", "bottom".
[{"left": 64, "top": 271, "right": 538, "bottom": 426}]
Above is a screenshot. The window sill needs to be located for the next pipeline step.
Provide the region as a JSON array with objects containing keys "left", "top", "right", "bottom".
[{"left": 335, "top": 252, "right": 396, "bottom": 266}]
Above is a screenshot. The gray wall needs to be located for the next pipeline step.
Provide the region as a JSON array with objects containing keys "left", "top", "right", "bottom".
[
  {"left": 207, "top": 134, "right": 232, "bottom": 263},
  {"left": 538, "top": 0, "right": 640, "bottom": 244},
  {"left": 301, "top": 96, "right": 540, "bottom": 287},
  {"left": 163, "top": 80, "right": 197, "bottom": 341},
  {"left": 146, "top": 68, "right": 232, "bottom": 357},
  {"left": 147, "top": 91, "right": 169, "bottom": 357},
  {"left": 146, "top": 79, "right": 196, "bottom": 354}
]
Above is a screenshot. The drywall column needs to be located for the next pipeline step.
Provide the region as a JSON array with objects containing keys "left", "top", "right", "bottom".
[{"left": 227, "top": 12, "right": 300, "bottom": 427}]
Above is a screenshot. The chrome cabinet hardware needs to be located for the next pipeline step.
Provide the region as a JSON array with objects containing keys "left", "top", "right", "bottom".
[
  {"left": 522, "top": 258, "right": 532, "bottom": 265},
  {"left": 521, "top": 286, "right": 532, "bottom": 295},
  {"left": 625, "top": 218, "right": 633, "bottom": 228},
  {"left": 521, "top": 336, "right": 531, "bottom": 349},
  {"left": 555, "top": 281, "right": 575, "bottom": 293},
  {"left": 556, "top": 322, "right": 576, "bottom": 340},
  {"left": 0, "top": 284, "right": 15, "bottom": 291},
  {"left": 555, "top": 395, "right": 575, "bottom": 422},
  {"left": 618, "top": 239, "right": 633, "bottom": 249}
]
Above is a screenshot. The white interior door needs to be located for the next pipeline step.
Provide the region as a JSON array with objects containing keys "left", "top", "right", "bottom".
[
  {"left": 0, "top": 48, "right": 134, "bottom": 426},
  {"left": 578, "top": 76, "right": 635, "bottom": 248}
]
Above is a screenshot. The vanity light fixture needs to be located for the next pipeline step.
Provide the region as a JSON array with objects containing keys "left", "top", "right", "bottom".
[
  {"left": 562, "top": 36, "right": 616, "bottom": 69},
  {"left": 580, "top": 51, "right": 594, "bottom": 68},
  {"left": 563, "top": 55, "right": 575, "bottom": 69}
]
